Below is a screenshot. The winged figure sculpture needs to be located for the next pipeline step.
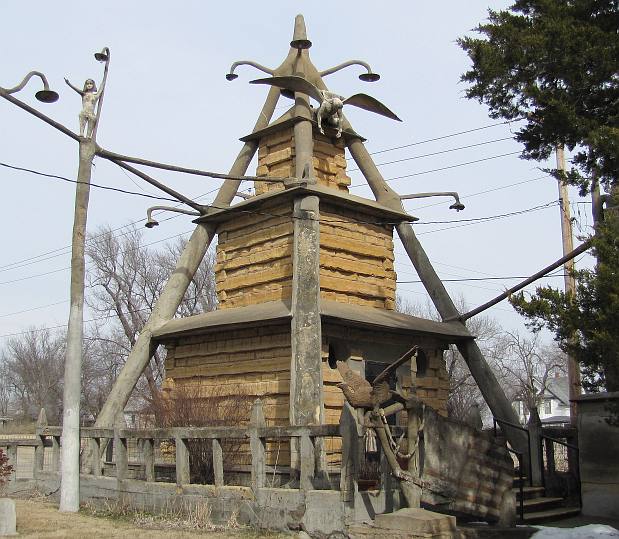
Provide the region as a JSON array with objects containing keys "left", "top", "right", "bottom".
[{"left": 250, "top": 76, "right": 402, "bottom": 138}]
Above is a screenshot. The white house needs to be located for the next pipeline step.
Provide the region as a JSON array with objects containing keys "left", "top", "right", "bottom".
[{"left": 513, "top": 375, "right": 571, "bottom": 425}]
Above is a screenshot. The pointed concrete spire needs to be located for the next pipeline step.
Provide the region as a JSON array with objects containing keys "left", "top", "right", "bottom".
[{"left": 290, "top": 14, "right": 312, "bottom": 50}]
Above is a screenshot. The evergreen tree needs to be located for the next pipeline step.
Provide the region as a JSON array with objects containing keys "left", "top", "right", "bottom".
[
  {"left": 459, "top": 0, "right": 619, "bottom": 391},
  {"left": 459, "top": 0, "right": 618, "bottom": 192}
]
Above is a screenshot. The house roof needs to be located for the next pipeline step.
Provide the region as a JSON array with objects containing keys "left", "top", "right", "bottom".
[
  {"left": 546, "top": 376, "right": 569, "bottom": 405},
  {"left": 152, "top": 299, "right": 474, "bottom": 342}
]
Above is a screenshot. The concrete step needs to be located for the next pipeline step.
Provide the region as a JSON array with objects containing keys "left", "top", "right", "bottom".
[
  {"left": 516, "top": 486, "right": 546, "bottom": 500},
  {"left": 521, "top": 496, "right": 564, "bottom": 512},
  {"left": 521, "top": 505, "right": 581, "bottom": 524}
]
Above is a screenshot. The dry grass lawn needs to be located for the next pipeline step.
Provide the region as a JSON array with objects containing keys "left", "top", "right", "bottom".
[{"left": 12, "top": 497, "right": 290, "bottom": 538}]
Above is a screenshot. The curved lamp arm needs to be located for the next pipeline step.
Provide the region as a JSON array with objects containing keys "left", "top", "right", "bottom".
[
  {"left": 145, "top": 205, "right": 201, "bottom": 228},
  {"left": 400, "top": 191, "right": 465, "bottom": 211},
  {"left": 319, "top": 60, "right": 380, "bottom": 82},
  {"left": 1, "top": 71, "right": 59, "bottom": 102},
  {"left": 225, "top": 60, "right": 275, "bottom": 81}
]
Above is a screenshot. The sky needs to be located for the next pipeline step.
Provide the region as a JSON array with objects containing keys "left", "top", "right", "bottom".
[{"left": 0, "top": 1, "right": 593, "bottom": 344}]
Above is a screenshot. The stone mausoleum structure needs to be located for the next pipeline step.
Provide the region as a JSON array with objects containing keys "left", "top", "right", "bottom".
[{"left": 152, "top": 42, "right": 472, "bottom": 465}]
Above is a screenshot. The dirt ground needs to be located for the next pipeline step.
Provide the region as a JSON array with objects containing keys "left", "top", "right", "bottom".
[{"left": 10, "top": 497, "right": 290, "bottom": 539}]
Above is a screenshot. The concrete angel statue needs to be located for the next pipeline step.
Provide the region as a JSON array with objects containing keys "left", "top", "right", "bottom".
[
  {"left": 250, "top": 76, "right": 401, "bottom": 138},
  {"left": 64, "top": 78, "right": 105, "bottom": 138},
  {"left": 64, "top": 48, "right": 109, "bottom": 139}
]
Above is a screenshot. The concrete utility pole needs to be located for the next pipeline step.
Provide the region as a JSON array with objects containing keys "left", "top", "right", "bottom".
[
  {"left": 555, "top": 145, "right": 581, "bottom": 424},
  {"left": 59, "top": 48, "right": 110, "bottom": 512}
]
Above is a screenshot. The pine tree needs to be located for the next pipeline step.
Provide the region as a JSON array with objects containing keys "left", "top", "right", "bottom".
[{"left": 459, "top": 0, "right": 619, "bottom": 391}]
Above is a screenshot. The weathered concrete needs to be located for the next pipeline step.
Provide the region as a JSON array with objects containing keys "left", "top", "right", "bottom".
[
  {"left": 290, "top": 194, "right": 323, "bottom": 427},
  {"left": 0, "top": 498, "right": 17, "bottom": 536},
  {"left": 575, "top": 392, "right": 619, "bottom": 519}
]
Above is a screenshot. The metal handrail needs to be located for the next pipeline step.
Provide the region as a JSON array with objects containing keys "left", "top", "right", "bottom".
[
  {"left": 540, "top": 434, "right": 578, "bottom": 452},
  {"left": 493, "top": 417, "right": 533, "bottom": 486}
]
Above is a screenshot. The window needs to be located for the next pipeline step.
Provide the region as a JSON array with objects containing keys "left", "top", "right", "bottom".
[{"left": 544, "top": 400, "right": 552, "bottom": 415}]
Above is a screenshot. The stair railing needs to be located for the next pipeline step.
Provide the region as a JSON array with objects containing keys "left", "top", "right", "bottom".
[
  {"left": 492, "top": 417, "right": 534, "bottom": 522},
  {"left": 540, "top": 432, "right": 581, "bottom": 509}
]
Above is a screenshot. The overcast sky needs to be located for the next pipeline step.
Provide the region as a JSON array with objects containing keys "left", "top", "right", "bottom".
[{"left": 0, "top": 1, "right": 592, "bottom": 342}]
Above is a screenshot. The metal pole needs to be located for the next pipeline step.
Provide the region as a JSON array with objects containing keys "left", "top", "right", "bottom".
[{"left": 556, "top": 146, "right": 581, "bottom": 424}]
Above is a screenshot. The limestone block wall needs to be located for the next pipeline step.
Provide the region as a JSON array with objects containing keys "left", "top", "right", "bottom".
[
  {"left": 401, "top": 348, "right": 450, "bottom": 417},
  {"left": 164, "top": 324, "right": 291, "bottom": 426},
  {"left": 254, "top": 128, "right": 350, "bottom": 195},
  {"left": 163, "top": 323, "right": 292, "bottom": 467},
  {"left": 215, "top": 203, "right": 294, "bottom": 309},
  {"left": 320, "top": 204, "right": 396, "bottom": 309}
]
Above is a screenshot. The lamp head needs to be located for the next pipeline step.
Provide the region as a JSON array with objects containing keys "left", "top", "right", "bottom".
[
  {"left": 225, "top": 73, "right": 238, "bottom": 81},
  {"left": 35, "top": 89, "right": 59, "bottom": 103},
  {"left": 359, "top": 72, "right": 380, "bottom": 82},
  {"left": 94, "top": 48, "right": 109, "bottom": 62},
  {"left": 290, "top": 14, "right": 312, "bottom": 50},
  {"left": 290, "top": 38, "right": 312, "bottom": 50},
  {"left": 449, "top": 202, "right": 465, "bottom": 212},
  {"left": 145, "top": 217, "right": 159, "bottom": 228}
]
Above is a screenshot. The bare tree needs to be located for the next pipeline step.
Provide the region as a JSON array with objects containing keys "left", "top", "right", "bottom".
[
  {"left": 1, "top": 328, "right": 65, "bottom": 423},
  {"left": 0, "top": 362, "right": 13, "bottom": 417},
  {"left": 85, "top": 225, "right": 217, "bottom": 400},
  {"left": 490, "top": 331, "right": 566, "bottom": 418}
]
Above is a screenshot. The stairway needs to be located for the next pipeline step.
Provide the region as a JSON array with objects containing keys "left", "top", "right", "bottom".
[{"left": 514, "top": 476, "right": 581, "bottom": 524}]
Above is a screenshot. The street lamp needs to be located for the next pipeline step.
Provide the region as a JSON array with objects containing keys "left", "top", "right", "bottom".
[
  {"left": 144, "top": 205, "right": 201, "bottom": 228},
  {"left": 0, "top": 71, "right": 59, "bottom": 103},
  {"left": 400, "top": 191, "right": 465, "bottom": 211}
]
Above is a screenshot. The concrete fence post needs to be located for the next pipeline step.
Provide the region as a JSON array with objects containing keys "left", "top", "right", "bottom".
[
  {"left": 212, "top": 438, "right": 224, "bottom": 487},
  {"left": 89, "top": 438, "right": 102, "bottom": 477},
  {"left": 175, "top": 436, "right": 190, "bottom": 486},
  {"left": 114, "top": 413, "right": 128, "bottom": 484},
  {"left": 34, "top": 408, "right": 48, "bottom": 479},
  {"left": 299, "top": 431, "right": 315, "bottom": 492},
  {"left": 339, "top": 403, "right": 360, "bottom": 504},
  {"left": 249, "top": 399, "right": 266, "bottom": 492},
  {"left": 142, "top": 438, "right": 155, "bottom": 482},
  {"left": 51, "top": 436, "right": 61, "bottom": 473}
]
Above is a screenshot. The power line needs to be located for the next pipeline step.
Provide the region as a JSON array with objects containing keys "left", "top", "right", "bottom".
[
  {"left": 0, "top": 184, "right": 222, "bottom": 273},
  {"left": 349, "top": 119, "right": 521, "bottom": 159},
  {"left": 0, "top": 162, "right": 181, "bottom": 203},
  {"left": 347, "top": 137, "right": 514, "bottom": 172},
  {"left": 397, "top": 274, "right": 569, "bottom": 284},
  {"left": 416, "top": 201, "right": 558, "bottom": 235},
  {"left": 383, "top": 151, "right": 522, "bottom": 182}
]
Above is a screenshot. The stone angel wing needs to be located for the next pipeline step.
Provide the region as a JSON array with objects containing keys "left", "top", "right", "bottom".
[
  {"left": 250, "top": 76, "right": 324, "bottom": 104},
  {"left": 343, "top": 94, "right": 402, "bottom": 122}
]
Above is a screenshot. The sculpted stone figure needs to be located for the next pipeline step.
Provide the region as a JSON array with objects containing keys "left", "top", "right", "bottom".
[
  {"left": 64, "top": 77, "right": 105, "bottom": 138},
  {"left": 251, "top": 75, "right": 401, "bottom": 138}
]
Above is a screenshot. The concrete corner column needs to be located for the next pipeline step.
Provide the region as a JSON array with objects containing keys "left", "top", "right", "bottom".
[
  {"left": 527, "top": 407, "right": 544, "bottom": 487},
  {"left": 290, "top": 194, "right": 323, "bottom": 427}
]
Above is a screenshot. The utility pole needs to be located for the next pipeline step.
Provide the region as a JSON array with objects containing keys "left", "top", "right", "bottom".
[
  {"left": 59, "top": 48, "right": 110, "bottom": 512},
  {"left": 555, "top": 145, "right": 581, "bottom": 424}
]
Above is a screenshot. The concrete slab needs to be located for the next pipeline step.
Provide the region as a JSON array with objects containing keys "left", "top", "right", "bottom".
[{"left": 374, "top": 507, "right": 457, "bottom": 535}]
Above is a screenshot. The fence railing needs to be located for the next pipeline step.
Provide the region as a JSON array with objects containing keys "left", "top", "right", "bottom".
[{"left": 1, "top": 402, "right": 346, "bottom": 494}]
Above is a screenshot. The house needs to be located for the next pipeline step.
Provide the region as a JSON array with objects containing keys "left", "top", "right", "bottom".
[{"left": 513, "top": 375, "right": 570, "bottom": 425}]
